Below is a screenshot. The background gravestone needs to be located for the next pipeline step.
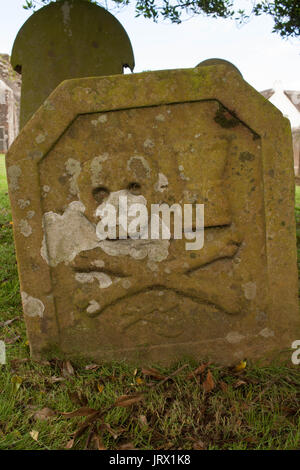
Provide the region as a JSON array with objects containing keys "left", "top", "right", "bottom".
[
  {"left": 11, "top": 0, "right": 135, "bottom": 128},
  {"left": 6, "top": 64, "right": 299, "bottom": 364}
]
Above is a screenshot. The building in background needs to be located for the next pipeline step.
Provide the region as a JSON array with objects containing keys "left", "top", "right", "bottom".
[
  {"left": 0, "top": 54, "right": 21, "bottom": 153},
  {"left": 261, "top": 82, "right": 300, "bottom": 176}
]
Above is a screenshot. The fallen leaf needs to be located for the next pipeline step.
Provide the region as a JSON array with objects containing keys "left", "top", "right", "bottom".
[
  {"left": 97, "top": 383, "right": 104, "bottom": 393},
  {"left": 103, "top": 423, "right": 119, "bottom": 440},
  {"left": 220, "top": 381, "right": 228, "bottom": 392},
  {"left": 0, "top": 317, "right": 19, "bottom": 328},
  {"left": 245, "top": 436, "right": 258, "bottom": 444},
  {"left": 187, "top": 363, "right": 208, "bottom": 380},
  {"left": 193, "top": 440, "right": 206, "bottom": 450},
  {"left": 85, "top": 364, "right": 100, "bottom": 371},
  {"left": 49, "top": 376, "right": 65, "bottom": 383},
  {"left": 62, "top": 406, "right": 98, "bottom": 418},
  {"left": 202, "top": 370, "right": 215, "bottom": 392},
  {"left": 65, "top": 439, "right": 74, "bottom": 449},
  {"left": 33, "top": 407, "right": 57, "bottom": 421},
  {"left": 141, "top": 367, "right": 166, "bottom": 380},
  {"left": 65, "top": 421, "right": 92, "bottom": 449},
  {"left": 5, "top": 335, "right": 20, "bottom": 344},
  {"left": 29, "top": 430, "right": 39, "bottom": 441},
  {"left": 139, "top": 415, "right": 148, "bottom": 426},
  {"left": 68, "top": 390, "right": 88, "bottom": 406},
  {"left": 92, "top": 433, "right": 106, "bottom": 450},
  {"left": 135, "top": 377, "right": 144, "bottom": 385},
  {"left": 35, "top": 360, "right": 51, "bottom": 366},
  {"left": 118, "top": 442, "right": 136, "bottom": 450},
  {"left": 114, "top": 393, "right": 144, "bottom": 407},
  {"left": 234, "top": 379, "right": 247, "bottom": 388},
  {"left": 62, "top": 360, "right": 74, "bottom": 377},
  {"left": 10, "top": 358, "right": 29, "bottom": 368}
]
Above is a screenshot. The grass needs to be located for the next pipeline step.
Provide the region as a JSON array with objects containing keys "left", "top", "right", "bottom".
[{"left": 0, "top": 153, "right": 300, "bottom": 450}]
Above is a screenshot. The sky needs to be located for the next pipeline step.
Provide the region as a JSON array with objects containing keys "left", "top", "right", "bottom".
[{"left": 0, "top": 0, "right": 299, "bottom": 92}]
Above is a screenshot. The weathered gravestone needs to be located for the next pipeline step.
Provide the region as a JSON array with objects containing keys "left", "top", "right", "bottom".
[
  {"left": 6, "top": 62, "right": 299, "bottom": 364},
  {"left": 11, "top": 0, "right": 134, "bottom": 128}
]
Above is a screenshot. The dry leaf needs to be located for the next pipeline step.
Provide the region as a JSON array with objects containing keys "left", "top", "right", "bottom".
[
  {"left": 97, "top": 383, "right": 104, "bottom": 393},
  {"left": 92, "top": 433, "right": 106, "bottom": 450},
  {"left": 62, "top": 360, "right": 74, "bottom": 377},
  {"left": 29, "top": 430, "right": 39, "bottom": 441},
  {"left": 103, "top": 423, "right": 119, "bottom": 440},
  {"left": 65, "top": 438, "right": 75, "bottom": 449},
  {"left": 193, "top": 440, "right": 206, "bottom": 450},
  {"left": 139, "top": 415, "right": 148, "bottom": 426},
  {"left": 85, "top": 364, "right": 100, "bottom": 371},
  {"left": 0, "top": 317, "right": 19, "bottom": 327},
  {"left": 68, "top": 390, "right": 88, "bottom": 406},
  {"left": 65, "top": 421, "right": 91, "bottom": 449},
  {"left": 187, "top": 363, "right": 208, "bottom": 380},
  {"left": 135, "top": 377, "right": 144, "bottom": 385},
  {"left": 49, "top": 376, "right": 65, "bottom": 383},
  {"left": 62, "top": 406, "right": 98, "bottom": 418},
  {"left": 202, "top": 370, "right": 215, "bottom": 392},
  {"left": 118, "top": 442, "right": 136, "bottom": 450},
  {"left": 141, "top": 367, "right": 166, "bottom": 380},
  {"left": 10, "top": 358, "right": 29, "bottom": 368},
  {"left": 114, "top": 393, "right": 144, "bottom": 407},
  {"left": 5, "top": 335, "right": 20, "bottom": 344},
  {"left": 220, "top": 381, "right": 228, "bottom": 392},
  {"left": 34, "top": 407, "right": 56, "bottom": 421},
  {"left": 234, "top": 379, "right": 247, "bottom": 388}
]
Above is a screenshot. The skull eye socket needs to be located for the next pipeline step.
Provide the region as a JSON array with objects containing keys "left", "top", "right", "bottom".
[
  {"left": 92, "top": 186, "right": 109, "bottom": 203},
  {"left": 128, "top": 182, "right": 141, "bottom": 195}
]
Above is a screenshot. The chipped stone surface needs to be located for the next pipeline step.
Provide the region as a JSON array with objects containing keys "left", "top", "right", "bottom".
[
  {"left": 75, "top": 272, "right": 112, "bottom": 289},
  {"left": 155, "top": 173, "right": 168, "bottom": 192},
  {"left": 17, "top": 198, "right": 30, "bottom": 209},
  {"left": 86, "top": 299, "right": 100, "bottom": 314},
  {"left": 21, "top": 292, "right": 44, "bottom": 318},
  {"left": 226, "top": 331, "right": 245, "bottom": 344},
  {"left": 91, "top": 114, "right": 107, "bottom": 125},
  {"left": 65, "top": 158, "right": 81, "bottom": 196},
  {"left": 41, "top": 201, "right": 99, "bottom": 266},
  {"left": 6, "top": 64, "right": 299, "bottom": 365},
  {"left": 35, "top": 133, "right": 46, "bottom": 144},
  {"left": 7, "top": 164, "right": 21, "bottom": 190},
  {"left": 19, "top": 218, "right": 32, "bottom": 237},
  {"left": 242, "top": 282, "right": 257, "bottom": 300},
  {"left": 259, "top": 328, "right": 275, "bottom": 338}
]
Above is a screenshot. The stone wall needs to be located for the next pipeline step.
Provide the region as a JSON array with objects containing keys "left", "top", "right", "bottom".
[
  {"left": 0, "top": 54, "right": 21, "bottom": 152},
  {"left": 293, "top": 128, "right": 300, "bottom": 176}
]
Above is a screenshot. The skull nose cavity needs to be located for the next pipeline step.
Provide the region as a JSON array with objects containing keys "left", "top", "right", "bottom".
[{"left": 92, "top": 186, "right": 110, "bottom": 204}]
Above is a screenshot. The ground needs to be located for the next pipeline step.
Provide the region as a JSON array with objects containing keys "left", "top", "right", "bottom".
[{"left": 0, "top": 154, "right": 299, "bottom": 450}]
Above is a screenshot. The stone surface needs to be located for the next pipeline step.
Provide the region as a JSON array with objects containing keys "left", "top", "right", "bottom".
[
  {"left": 11, "top": 0, "right": 135, "bottom": 128},
  {"left": 197, "top": 58, "right": 243, "bottom": 77},
  {"left": 6, "top": 64, "right": 299, "bottom": 364},
  {"left": 0, "top": 79, "right": 18, "bottom": 153},
  {"left": 0, "top": 54, "right": 21, "bottom": 150}
]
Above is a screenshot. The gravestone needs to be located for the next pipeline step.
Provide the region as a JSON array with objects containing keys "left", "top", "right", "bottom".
[
  {"left": 0, "top": 79, "right": 18, "bottom": 153},
  {"left": 6, "top": 63, "right": 299, "bottom": 364},
  {"left": 11, "top": 0, "right": 134, "bottom": 128}
]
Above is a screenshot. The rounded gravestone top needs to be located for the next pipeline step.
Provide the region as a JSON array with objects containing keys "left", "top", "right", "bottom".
[
  {"left": 11, "top": 0, "right": 135, "bottom": 127},
  {"left": 196, "top": 58, "right": 242, "bottom": 77}
]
